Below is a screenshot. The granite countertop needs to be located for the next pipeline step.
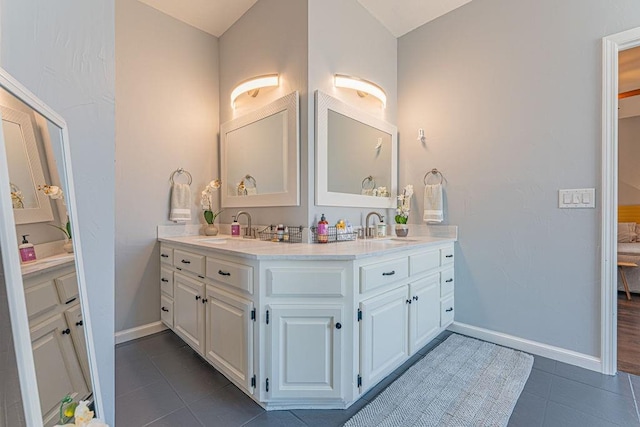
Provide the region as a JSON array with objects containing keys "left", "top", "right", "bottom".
[
  {"left": 21, "top": 252, "right": 75, "bottom": 276},
  {"left": 159, "top": 234, "right": 456, "bottom": 261}
]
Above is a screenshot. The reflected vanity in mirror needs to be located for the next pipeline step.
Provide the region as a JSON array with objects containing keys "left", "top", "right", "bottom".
[
  {"left": 0, "top": 69, "right": 102, "bottom": 426},
  {"left": 315, "top": 90, "right": 397, "bottom": 208},
  {"left": 221, "top": 91, "right": 300, "bottom": 207}
]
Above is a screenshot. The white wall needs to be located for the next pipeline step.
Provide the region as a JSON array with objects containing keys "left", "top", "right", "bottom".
[
  {"left": 219, "top": 0, "right": 308, "bottom": 226},
  {"left": 0, "top": 0, "right": 116, "bottom": 422},
  {"left": 307, "top": 0, "right": 397, "bottom": 227},
  {"left": 619, "top": 115, "right": 640, "bottom": 205},
  {"left": 398, "top": 0, "right": 640, "bottom": 357},
  {"left": 115, "top": 0, "right": 219, "bottom": 332}
]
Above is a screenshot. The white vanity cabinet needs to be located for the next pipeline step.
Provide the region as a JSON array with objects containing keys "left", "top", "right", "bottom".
[
  {"left": 23, "top": 262, "right": 92, "bottom": 427},
  {"left": 158, "top": 238, "right": 455, "bottom": 411}
]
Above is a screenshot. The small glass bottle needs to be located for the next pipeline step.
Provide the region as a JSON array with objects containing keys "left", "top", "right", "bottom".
[
  {"left": 277, "top": 224, "right": 284, "bottom": 241},
  {"left": 283, "top": 226, "right": 290, "bottom": 242}
]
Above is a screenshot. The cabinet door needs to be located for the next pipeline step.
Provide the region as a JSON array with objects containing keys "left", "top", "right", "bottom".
[
  {"left": 205, "top": 286, "right": 254, "bottom": 393},
  {"left": 174, "top": 273, "right": 205, "bottom": 353},
  {"left": 360, "top": 286, "right": 408, "bottom": 390},
  {"left": 63, "top": 304, "right": 92, "bottom": 390},
  {"left": 31, "top": 314, "right": 89, "bottom": 427},
  {"left": 409, "top": 274, "right": 440, "bottom": 355},
  {"left": 267, "top": 305, "right": 343, "bottom": 400}
]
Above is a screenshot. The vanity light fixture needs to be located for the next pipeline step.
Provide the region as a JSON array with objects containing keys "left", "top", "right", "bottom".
[
  {"left": 231, "top": 74, "right": 279, "bottom": 108},
  {"left": 334, "top": 74, "right": 387, "bottom": 108}
]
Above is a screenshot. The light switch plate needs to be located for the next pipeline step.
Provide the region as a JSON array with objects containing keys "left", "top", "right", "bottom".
[{"left": 558, "top": 188, "right": 595, "bottom": 208}]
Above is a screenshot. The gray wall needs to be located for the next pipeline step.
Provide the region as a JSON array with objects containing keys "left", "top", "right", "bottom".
[
  {"left": 398, "top": 0, "right": 640, "bottom": 357},
  {"left": 0, "top": 0, "right": 116, "bottom": 422},
  {"left": 619, "top": 116, "right": 640, "bottom": 205},
  {"left": 115, "top": 0, "right": 219, "bottom": 332},
  {"left": 219, "top": 0, "right": 309, "bottom": 227}
]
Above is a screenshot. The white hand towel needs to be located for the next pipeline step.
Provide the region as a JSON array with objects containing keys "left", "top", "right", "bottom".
[
  {"left": 245, "top": 187, "right": 258, "bottom": 196},
  {"left": 169, "top": 183, "right": 191, "bottom": 222},
  {"left": 423, "top": 184, "right": 443, "bottom": 223}
]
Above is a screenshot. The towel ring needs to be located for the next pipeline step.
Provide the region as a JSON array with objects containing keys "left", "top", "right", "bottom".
[
  {"left": 244, "top": 174, "right": 257, "bottom": 189},
  {"left": 170, "top": 168, "right": 192, "bottom": 185},
  {"left": 423, "top": 168, "right": 444, "bottom": 185},
  {"left": 361, "top": 175, "right": 376, "bottom": 190}
]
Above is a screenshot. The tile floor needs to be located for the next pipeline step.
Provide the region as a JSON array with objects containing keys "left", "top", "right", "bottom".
[{"left": 115, "top": 330, "right": 640, "bottom": 426}]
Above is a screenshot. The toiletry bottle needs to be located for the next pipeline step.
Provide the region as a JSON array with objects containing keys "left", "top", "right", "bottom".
[
  {"left": 277, "top": 224, "right": 284, "bottom": 241},
  {"left": 317, "top": 214, "right": 329, "bottom": 243},
  {"left": 231, "top": 216, "right": 240, "bottom": 236},
  {"left": 377, "top": 218, "right": 387, "bottom": 238},
  {"left": 19, "top": 235, "right": 36, "bottom": 263},
  {"left": 283, "top": 226, "right": 290, "bottom": 242}
]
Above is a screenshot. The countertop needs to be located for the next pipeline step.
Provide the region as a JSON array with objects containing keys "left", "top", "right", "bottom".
[
  {"left": 159, "top": 234, "right": 456, "bottom": 260},
  {"left": 21, "top": 252, "right": 75, "bottom": 276}
]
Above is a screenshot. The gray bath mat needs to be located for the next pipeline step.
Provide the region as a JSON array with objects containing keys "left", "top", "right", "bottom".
[{"left": 345, "top": 334, "right": 533, "bottom": 427}]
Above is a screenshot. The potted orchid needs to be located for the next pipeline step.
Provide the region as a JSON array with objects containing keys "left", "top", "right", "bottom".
[
  {"left": 39, "top": 184, "right": 73, "bottom": 252},
  {"left": 201, "top": 179, "right": 222, "bottom": 236},
  {"left": 394, "top": 184, "right": 414, "bottom": 237},
  {"left": 55, "top": 395, "right": 107, "bottom": 427}
]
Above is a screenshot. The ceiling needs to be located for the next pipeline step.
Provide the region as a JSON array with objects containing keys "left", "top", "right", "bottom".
[{"left": 138, "top": 0, "right": 473, "bottom": 38}]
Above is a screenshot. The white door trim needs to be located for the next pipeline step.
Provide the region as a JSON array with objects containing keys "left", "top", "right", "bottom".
[{"left": 601, "top": 27, "right": 640, "bottom": 375}]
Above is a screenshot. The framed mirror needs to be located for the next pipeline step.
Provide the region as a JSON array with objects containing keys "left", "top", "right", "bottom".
[
  {"left": 315, "top": 90, "right": 397, "bottom": 208},
  {"left": 221, "top": 91, "right": 300, "bottom": 208},
  {"left": 0, "top": 69, "right": 102, "bottom": 426}
]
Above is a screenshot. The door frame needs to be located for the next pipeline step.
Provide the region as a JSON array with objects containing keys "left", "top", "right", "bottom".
[{"left": 601, "top": 27, "right": 640, "bottom": 375}]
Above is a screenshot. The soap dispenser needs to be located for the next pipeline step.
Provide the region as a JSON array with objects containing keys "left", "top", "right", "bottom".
[
  {"left": 19, "top": 235, "right": 37, "bottom": 264},
  {"left": 317, "top": 214, "right": 329, "bottom": 243},
  {"left": 231, "top": 216, "right": 240, "bottom": 236},
  {"left": 377, "top": 217, "right": 387, "bottom": 238}
]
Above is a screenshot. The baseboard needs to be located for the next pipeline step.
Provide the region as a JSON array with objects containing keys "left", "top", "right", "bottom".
[
  {"left": 448, "top": 321, "right": 602, "bottom": 373},
  {"left": 115, "top": 321, "right": 168, "bottom": 345}
]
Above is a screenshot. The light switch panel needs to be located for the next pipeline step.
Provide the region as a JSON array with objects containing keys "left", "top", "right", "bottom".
[{"left": 558, "top": 188, "right": 596, "bottom": 208}]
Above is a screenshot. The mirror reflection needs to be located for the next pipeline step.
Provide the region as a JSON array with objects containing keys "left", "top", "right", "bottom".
[
  {"left": 0, "top": 86, "right": 95, "bottom": 426},
  {"left": 327, "top": 110, "right": 392, "bottom": 196},
  {"left": 221, "top": 91, "right": 300, "bottom": 208}
]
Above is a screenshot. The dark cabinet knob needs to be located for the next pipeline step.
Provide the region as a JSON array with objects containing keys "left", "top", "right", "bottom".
[
  {"left": 413, "top": 295, "right": 419, "bottom": 301},
  {"left": 446, "top": 307, "right": 453, "bottom": 312},
  {"left": 406, "top": 299, "right": 412, "bottom": 304},
  {"left": 161, "top": 307, "right": 169, "bottom": 312},
  {"left": 382, "top": 271, "right": 396, "bottom": 276},
  {"left": 445, "top": 254, "right": 453, "bottom": 258},
  {"left": 75, "top": 320, "right": 83, "bottom": 326},
  {"left": 218, "top": 270, "right": 231, "bottom": 276},
  {"left": 335, "top": 323, "right": 342, "bottom": 330},
  {"left": 181, "top": 259, "right": 191, "bottom": 264},
  {"left": 202, "top": 298, "right": 208, "bottom": 304},
  {"left": 61, "top": 328, "right": 71, "bottom": 335},
  {"left": 161, "top": 254, "right": 169, "bottom": 258},
  {"left": 161, "top": 278, "right": 169, "bottom": 282},
  {"left": 195, "top": 295, "right": 201, "bottom": 301}
]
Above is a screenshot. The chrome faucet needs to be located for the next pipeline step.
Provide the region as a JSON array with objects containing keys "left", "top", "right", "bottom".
[
  {"left": 236, "top": 211, "right": 255, "bottom": 239},
  {"left": 365, "top": 212, "right": 384, "bottom": 238}
]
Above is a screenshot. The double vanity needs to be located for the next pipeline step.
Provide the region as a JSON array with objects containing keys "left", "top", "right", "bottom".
[{"left": 158, "top": 234, "right": 455, "bottom": 410}]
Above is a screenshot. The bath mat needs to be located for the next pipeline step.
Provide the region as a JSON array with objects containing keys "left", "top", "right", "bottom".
[{"left": 344, "top": 334, "right": 533, "bottom": 427}]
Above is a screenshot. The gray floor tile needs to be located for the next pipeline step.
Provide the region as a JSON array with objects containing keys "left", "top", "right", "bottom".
[
  {"left": 138, "top": 330, "right": 188, "bottom": 357},
  {"left": 162, "top": 360, "right": 231, "bottom": 404},
  {"left": 523, "top": 369, "right": 554, "bottom": 399},
  {"left": 243, "top": 411, "right": 306, "bottom": 426},
  {"left": 115, "top": 340, "right": 150, "bottom": 365},
  {"left": 145, "top": 407, "right": 204, "bottom": 427},
  {"left": 150, "top": 345, "right": 209, "bottom": 377},
  {"left": 543, "top": 401, "right": 620, "bottom": 427},
  {"left": 361, "top": 373, "right": 399, "bottom": 402},
  {"left": 116, "top": 354, "right": 164, "bottom": 397},
  {"left": 507, "top": 392, "right": 546, "bottom": 427},
  {"left": 532, "top": 355, "right": 556, "bottom": 373},
  {"left": 417, "top": 338, "right": 443, "bottom": 355},
  {"left": 548, "top": 375, "right": 639, "bottom": 426},
  {"left": 188, "top": 383, "right": 264, "bottom": 427},
  {"left": 291, "top": 398, "right": 368, "bottom": 427},
  {"left": 437, "top": 330, "right": 453, "bottom": 341},
  {"left": 116, "top": 378, "right": 184, "bottom": 427},
  {"left": 554, "top": 362, "right": 633, "bottom": 397},
  {"left": 392, "top": 351, "right": 425, "bottom": 377}
]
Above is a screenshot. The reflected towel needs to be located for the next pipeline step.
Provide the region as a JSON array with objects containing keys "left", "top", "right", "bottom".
[
  {"left": 245, "top": 187, "right": 258, "bottom": 196},
  {"left": 423, "top": 184, "right": 443, "bottom": 223},
  {"left": 169, "top": 183, "right": 191, "bottom": 222}
]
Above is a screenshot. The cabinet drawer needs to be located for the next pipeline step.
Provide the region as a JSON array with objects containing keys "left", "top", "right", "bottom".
[
  {"left": 441, "top": 296, "right": 455, "bottom": 326},
  {"left": 409, "top": 251, "right": 440, "bottom": 276},
  {"left": 160, "top": 267, "right": 174, "bottom": 297},
  {"left": 440, "top": 245, "right": 454, "bottom": 266},
  {"left": 267, "top": 267, "right": 345, "bottom": 297},
  {"left": 161, "top": 295, "right": 174, "bottom": 328},
  {"left": 25, "top": 280, "right": 60, "bottom": 319},
  {"left": 360, "top": 257, "right": 408, "bottom": 294},
  {"left": 440, "top": 269, "right": 454, "bottom": 297},
  {"left": 206, "top": 258, "right": 253, "bottom": 295},
  {"left": 55, "top": 271, "right": 79, "bottom": 304},
  {"left": 160, "top": 244, "right": 174, "bottom": 265},
  {"left": 174, "top": 249, "right": 205, "bottom": 276}
]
